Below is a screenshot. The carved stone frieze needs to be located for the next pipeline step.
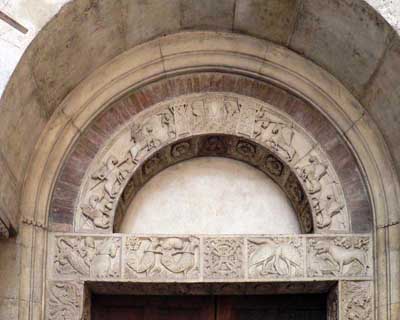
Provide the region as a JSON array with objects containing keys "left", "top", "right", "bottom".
[
  {"left": 307, "top": 237, "right": 372, "bottom": 278},
  {"left": 248, "top": 237, "right": 304, "bottom": 279},
  {"left": 341, "top": 281, "right": 373, "bottom": 320},
  {"left": 203, "top": 238, "right": 244, "bottom": 279},
  {"left": 49, "top": 234, "right": 372, "bottom": 283},
  {"left": 123, "top": 236, "right": 200, "bottom": 280},
  {"left": 46, "top": 281, "right": 82, "bottom": 320},
  {"left": 75, "top": 93, "right": 349, "bottom": 234},
  {"left": 53, "top": 235, "right": 121, "bottom": 279}
]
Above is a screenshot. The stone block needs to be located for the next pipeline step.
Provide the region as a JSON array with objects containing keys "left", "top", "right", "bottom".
[
  {"left": 234, "top": 0, "right": 299, "bottom": 45},
  {"left": 124, "top": 0, "right": 181, "bottom": 47},
  {"left": 362, "top": 36, "right": 400, "bottom": 178},
  {"left": 290, "top": 0, "right": 393, "bottom": 97},
  {"left": 180, "top": 0, "right": 235, "bottom": 31},
  {"left": 30, "top": 0, "right": 126, "bottom": 116}
]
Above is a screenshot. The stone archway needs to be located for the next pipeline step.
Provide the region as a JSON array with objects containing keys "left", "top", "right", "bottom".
[
  {"left": 16, "top": 32, "right": 395, "bottom": 320},
  {"left": 45, "top": 90, "right": 372, "bottom": 319}
]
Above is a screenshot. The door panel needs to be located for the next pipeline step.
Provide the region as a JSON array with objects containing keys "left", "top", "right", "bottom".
[
  {"left": 92, "top": 294, "right": 326, "bottom": 320},
  {"left": 217, "top": 295, "right": 326, "bottom": 320},
  {"left": 92, "top": 295, "right": 214, "bottom": 320}
]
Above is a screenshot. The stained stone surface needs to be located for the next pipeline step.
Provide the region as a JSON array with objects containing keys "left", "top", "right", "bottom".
[{"left": 120, "top": 157, "right": 301, "bottom": 235}]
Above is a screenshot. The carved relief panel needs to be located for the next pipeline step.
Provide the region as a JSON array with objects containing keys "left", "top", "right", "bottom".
[
  {"left": 307, "top": 236, "right": 372, "bottom": 278},
  {"left": 46, "top": 281, "right": 83, "bottom": 320},
  {"left": 48, "top": 233, "right": 372, "bottom": 285},
  {"left": 203, "top": 238, "right": 244, "bottom": 280},
  {"left": 123, "top": 236, "right": 200, "bottom": 280},
  {"left": 74, "top": 93, "right": 350, "bottom": 234},
  {"left": 248, "top": 237, "right": 305, "bottom": 279},
  {"left": 340, "top": 281, "right": 374, "bottom": 320},
  {"left": 51, "top": 235, "right": 121, "bottom": 280}
]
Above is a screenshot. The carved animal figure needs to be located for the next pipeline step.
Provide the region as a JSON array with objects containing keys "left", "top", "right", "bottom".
[
  {"left": 55, "top": 238, "right": 91, "bottom": 275},
  {"left": 249, "top": 239, "right": 301, "bottom": 277},
  {"left": 313, "top": 194, "right": 344, "bottom": 229},
  {"left": 313, "top": 241, "right": 368, "bottom": 275},
  {"left": 159, "top": 238, "right": 199, "bottom": 276},
  {"left": 297, "top": 156, "right": 328, "bottom": 194},
  {"left": 80, "top": 195, "right": 110, "bottom": 229},
  {"left": 267, "top": 122, "right": 296, "bottom": 162},
  {"left": 126, "top": 238, "right": 161, "bottom": 276}
]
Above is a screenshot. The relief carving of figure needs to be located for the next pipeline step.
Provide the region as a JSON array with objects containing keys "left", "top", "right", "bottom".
[
  {"left": 297, "top": 156, "right": 328, "bottom": 194},
  {"left": 90, "top": 238, "right": 120, "bottom": 278},
  {"left": 55, "top": 236, "right": 120, "bottom": 278},
  {"left": 254, "top": 108, "right": 296, "bottom": 162},
  {"left": 343, "top": 282, "right": 373, "bottom": 320},
  {"left": 80, "top": 195, "right": 110, "bottom": 229},
  {"left": 158, "top": 107, "right": 176, "bottom": 138},
  {"left": 313, "top": 193, "right": 344, "bottom": 230},
  {"left": 47, "top": 282, "right": 81, "bottom": 320},
  {"left": 125, "top": 237, "right": 199, "bottom": 278},
  {"left": 159, "top": 237, "right": 200, "bottom": 276},
  {"left": 129, "top": 122, "right": 161, "bottom": 164},
  {"left": 309, "top": 238, "right": 370, "bottom": 276},
  {"left": 248, "top": 238, "right": 303, "bottom": 278},
  {"left": 91, "top": 155, "right": 128, "bottom": 200},
  {"left": 55, "top": 237, "right": 94, "bottom": 276}
]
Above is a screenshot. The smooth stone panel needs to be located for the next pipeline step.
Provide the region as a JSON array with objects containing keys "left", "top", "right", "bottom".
[{"left": 120, "top": 157, "right": 301, "bottom": 234}]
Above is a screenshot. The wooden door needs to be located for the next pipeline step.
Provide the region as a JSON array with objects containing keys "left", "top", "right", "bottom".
[
  {"left": 92, "top": 295, "right": 215, "bottom": 320},
  {"left": 92, "top": 294, "right": 326, "bottom": 320},
  {"left": 217, "top": 295, "right": 326, "bottom": 320}
]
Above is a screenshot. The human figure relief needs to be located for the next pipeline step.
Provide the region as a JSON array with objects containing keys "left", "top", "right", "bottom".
[
  {"left": 313, "top": 193, "right": 344, "bottom": 229},
  {"left": 129, "top": 122, "right": 161, "bottom": 164},
  {"left": 80, "top": 195, "right": 110, "bottom": 229},
  {"left": 91, "top": 155, "right": 129, "bottom": 201},
  {"left": 158, "top": 107, "right": 176, "bottom": 138},
  {"left": 297, "top": 156, "right": 328, "bottom": 194},
  {"left": 91, "top": 238, "right": 120, "bottom": 278}
]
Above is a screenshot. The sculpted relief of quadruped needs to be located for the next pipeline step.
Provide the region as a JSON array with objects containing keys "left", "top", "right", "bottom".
[
  {"left": 75, "top": 93, "right": 349, "bottom": 234},
  {"left": 123, "top": 236, "right": 200, "bottom": 280},
  {"left": 53, "top": 236, "right": 121, "bottom": 279},
  {"left": 248, "top": 237, "right": 305, "bottom": 279},
  {"left": 203, "top": 238, "right": 244, "bottom": 279},
  {"left": 307, "top": 237, "right": 372, "bottom": 278}
]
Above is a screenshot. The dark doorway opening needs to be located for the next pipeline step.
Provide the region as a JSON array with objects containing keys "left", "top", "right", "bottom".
[{"left": 92, "top": 294, "right": 327, "bottom": 320}]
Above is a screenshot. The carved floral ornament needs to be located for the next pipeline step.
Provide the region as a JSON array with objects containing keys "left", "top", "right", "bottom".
[{"left": 74, "top": 93, "right": 349, "bottom": 234}]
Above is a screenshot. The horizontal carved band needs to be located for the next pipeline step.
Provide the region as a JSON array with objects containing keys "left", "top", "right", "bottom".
[{"left": 49, "top": 233, "right": 372, "bottom": 282}]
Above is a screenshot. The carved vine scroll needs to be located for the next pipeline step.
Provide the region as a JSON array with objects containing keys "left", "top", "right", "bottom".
[{"left": 74, "top": 93, "right": 349, "bottom": 234}]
